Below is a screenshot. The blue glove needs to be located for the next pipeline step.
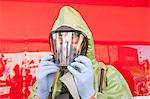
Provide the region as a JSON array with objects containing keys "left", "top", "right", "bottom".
[
  {"left": 36, "top": 54, "right": 59, "bottom": 99},
  {"left": 67, "top": 56, "right": 95, "bottom": 99}
]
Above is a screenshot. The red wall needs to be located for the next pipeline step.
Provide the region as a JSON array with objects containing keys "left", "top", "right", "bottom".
[{"left": 0, "top": 0, "right": 149, "bottom": 98}]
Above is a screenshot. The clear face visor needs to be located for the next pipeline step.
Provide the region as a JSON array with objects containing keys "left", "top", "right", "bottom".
[{"left": 49, "top": 31, "right": 88, "bottom": 66}]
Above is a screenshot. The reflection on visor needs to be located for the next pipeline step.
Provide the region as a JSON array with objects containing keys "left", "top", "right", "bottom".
[{"left": 49, "top": 31, "right": 88, "bottom": 66}]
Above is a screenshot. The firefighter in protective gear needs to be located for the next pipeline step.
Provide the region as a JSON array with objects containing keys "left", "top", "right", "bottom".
[{"left": 29, "top": 6, "right": 133, "bottom": 99}]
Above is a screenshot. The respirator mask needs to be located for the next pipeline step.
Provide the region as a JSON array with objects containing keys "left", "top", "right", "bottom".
[{"left": 48, "top": 26, "right": 88, "bottom": 68}]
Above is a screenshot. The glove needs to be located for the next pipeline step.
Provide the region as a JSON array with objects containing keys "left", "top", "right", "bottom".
[
  {"left": 36, "top": 54, "right": 59, "bottom": 99},
  {"left": 67, "top": 56, "right": 95, "bottom": 99}
]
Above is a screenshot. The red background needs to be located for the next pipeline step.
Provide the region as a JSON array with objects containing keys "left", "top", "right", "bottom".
[{"left": 0, "top": 0, "right": 150, "bottom": 98}]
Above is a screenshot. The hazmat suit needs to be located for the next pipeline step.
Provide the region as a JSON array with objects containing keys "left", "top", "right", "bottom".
[{"left": 29, "top": 6, "right": 133, "bottom": 99}]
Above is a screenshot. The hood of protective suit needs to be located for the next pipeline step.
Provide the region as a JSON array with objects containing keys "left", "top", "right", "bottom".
[{"left": 51, "top": 6, "right": 97, "bottom": 65}]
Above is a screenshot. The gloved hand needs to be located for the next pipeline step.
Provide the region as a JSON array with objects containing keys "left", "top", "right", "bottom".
[
  {"left": 36, "top": 54, "right": 59, "bottom": 99},
  {"left": 67, "top": 56, "right": 95, "bottom": 99}
]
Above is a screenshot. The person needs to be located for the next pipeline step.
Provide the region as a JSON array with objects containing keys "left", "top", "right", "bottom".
[
  {"left": 9, "top": 65, "right": 23, "bottom": 99},
  {"left": 29, "top": 6, "right": 133, "bottom": 99}
]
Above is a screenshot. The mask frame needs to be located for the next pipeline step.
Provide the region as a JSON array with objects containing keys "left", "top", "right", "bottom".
[{"left": 48, "top": 29, "right": 88, "bottom": 67}]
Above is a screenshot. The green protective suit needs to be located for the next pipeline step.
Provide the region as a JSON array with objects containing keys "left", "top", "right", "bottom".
[{"left": 29, "top": 6, "right": 133, "bottom": 99}]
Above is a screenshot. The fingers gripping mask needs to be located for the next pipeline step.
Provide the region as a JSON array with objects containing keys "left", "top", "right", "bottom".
[{"left": 48, "top": 26, "right": 88, "bottom": 67}]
